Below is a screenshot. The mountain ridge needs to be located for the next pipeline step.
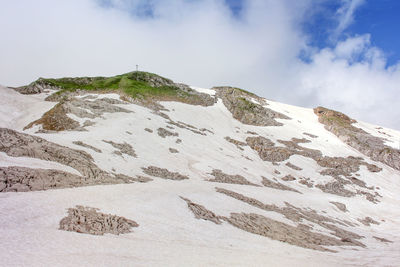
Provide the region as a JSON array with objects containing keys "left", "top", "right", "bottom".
[{"left": 0, "top": 71, "right": 399, "bottom": 266}]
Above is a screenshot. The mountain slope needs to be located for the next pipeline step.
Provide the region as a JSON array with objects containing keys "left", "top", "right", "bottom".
[{"left": 1, "top": 72, "right": 400, "bottom": 266}]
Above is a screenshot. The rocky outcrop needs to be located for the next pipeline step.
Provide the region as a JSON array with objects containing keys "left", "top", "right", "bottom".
[
  {"left": 0, "top": 128, "right": 113, "bottom": 181},
  {"left": 24, "top": 97, "right": 132, "bottom": 132},
  {"left": 0, "top": 166, "right": 135, "bottom": 192},
  {"left": 224, "top": 212, "right": 356, "bottom": 252},
  {"left": 246, "top": 135, "right": 382, "bottom": 201},
  {"left": 59, "top": 206, "right": 138, "bottom": 235},
  {"left": 180, "top": 197, "right": 222, "bottom": 224},
  {"left": 13, "top": 78, "right": 59, "bottom": 94},
  {"left": 216, "top": 187, "right": 365, "bottom": 251},
  {"left": 330, "top": 202, "right": 348, "bottom": 212},
  {"left": 224, "top": 136, "right": 247, "bottom": 151},
  {"left": 73, "top": 141, "right": 102, "bottom": 153},
  {"left": 261, "top": 176, "right": 301, "bottom": 193},
  {"left": 314, "top": 106, "right": 400, "bottom": 171},
  {"left": 103, "top": 140, "right": 137, "bottom": 158},
  {"left": 214, "top": 86, "right": 290, "bottom": 126},
  {"left": 157, "top": 127, "right": 179, "bottom": 138},
  {"left": 142, "top": 166, "right": 189, "bottom": 180},
  {"left": 208, "top": 169, "right": 260, "bottom": 186}
]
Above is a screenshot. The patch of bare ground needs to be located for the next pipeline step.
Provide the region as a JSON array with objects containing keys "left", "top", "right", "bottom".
[
  {"left": 180, "top": 197, "right": 222, "bottom": 224},
  {"left": 169, "top": 148, "right": 179, "bottom": 153},
  {"left": 207, "top": 169, "right": 260, "bottom": 186},
  {"left": 358, "top": 217, "right": 380, "bottom": 226},
  {"left": 246, "top": 135, "right": 382, "bottom": 202},
  {"left": 0, "top": 166, "right": 135, "bottom": 192},
  {"left": 167, "top": 120, "right": 206, "bottom": 136},
  {"left": 224, "top": 136, "right": 247, "bottom": 151},
  {"left": 285, "top": 162, "right": 302, "bottom": 171},
  {"left": 114, "top": 173, "right": 153, "bottom": 183},
  {"left": 246, "top": 131, "right": 258, "bottom": 135},
  {"left": 102, "top": 140, "right": 137, "bottom": 157},
  {"left": 298, "top": 177, "right": 314, "bottom": 188},
  {"left": 144, "top": 128, "right": 153, "bottom": 133},
  {"left": 59, "top": 206, "right": 138, "bottom": 235},
  {"left": 261, "top": 176, "right": 301, "bottom": 193},
  {"left": 330, "top": 202, "right": 348, "bottom": 212},
  {"left": 142, "top": 166, "right": 189, "bottom": 180},
  {"left": 303, "top": 132, "right": 318, "bottom": 138},
  {"left": 373, "top": 236, "right": 393, "bottom": 243},
  {"left": 157, "top": 127, "right": 179, "bottom": 138},
  {"left": 315, "top": 182, "right": 356, "bottom": 197},
  {"left": 282, "top": 175, "right": 296, "bottom": 181},
  {"left": 216, "top": 187, "right": 365, "bottom": 250},
  {"left": 314, "top": 106, "right": 400, "bottom": 171},
  {"left": 214, "top": 86, "right": 290, "bottom": 126},
  {"left": 24, "top": 101, "right": 80, "bottom": 132},
  {"left": 24, "top": 97, "right": 132, "bottom": 132},
  {"left": 0, "top": 128, "right": 113, "bottom": 181},
  {"left": 224, "top": 212, "right": 347, "bottom": 252},
  {"left": 73, "top": 141, "right": 102, "bottom": 153}
]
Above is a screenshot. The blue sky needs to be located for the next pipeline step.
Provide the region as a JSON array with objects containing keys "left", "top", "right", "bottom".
[
  {"left": 0, "top": 0, "right": 400, "bottom": 129},
  {"left": 224, "top": 0, "right": 400, "bottom": 67}
]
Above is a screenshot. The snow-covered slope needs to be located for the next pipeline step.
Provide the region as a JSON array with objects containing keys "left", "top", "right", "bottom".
[{"left": 0, "top": 77, "right": 400, "bottom": 266}]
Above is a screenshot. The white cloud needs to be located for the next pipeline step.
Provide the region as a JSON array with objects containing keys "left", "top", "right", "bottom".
[
  {"left": 0, "top": 0, "right": 399, "bottom": 130},
  {"left": 332, "top": 0, "right": 365, "bottom": 40}
]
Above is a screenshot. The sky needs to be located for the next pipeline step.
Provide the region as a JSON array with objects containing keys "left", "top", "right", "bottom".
[{"left": 0, "top": 0, "right": 399, "bottom": 130}]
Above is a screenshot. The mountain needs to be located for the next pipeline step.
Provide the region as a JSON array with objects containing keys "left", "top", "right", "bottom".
[{"left": 1, "top": 71, "right": 400, "bottom": 266}]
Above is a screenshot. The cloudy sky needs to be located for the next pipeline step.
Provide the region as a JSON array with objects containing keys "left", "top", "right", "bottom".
[{"left": 1, "top": 0, "right": 400, "bottom": 129}]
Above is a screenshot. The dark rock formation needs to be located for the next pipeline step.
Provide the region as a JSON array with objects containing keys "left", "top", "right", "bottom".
[{"left": 59, "top": 206, "right": 138, "bottom": 235}]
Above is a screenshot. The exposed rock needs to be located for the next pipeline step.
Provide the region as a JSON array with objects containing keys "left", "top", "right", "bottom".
[
  {"left": 102, "top": 140, "right": 137, "bottom": 158},
  {"left": 216, "top": 187, "right": 365, "bottom": 249},
  {"left": 24, "top": 97, "right": 132, "bottom": 132},
  {"left": 167, "top": 120, "right": 206, "bottom": 136},
  {"left": 114, "top": 173, "right": 153, "bottom": 183},
  {"left": 298, "top": 177, "right": 314, "bottom": 188},
  {"left": 282, "top": 175, "right": 296, "bottom": 181},
  {"left": 142, "top": 166, "right": 189, "bottom": 180},
  {"left": 157, "top": 127, "right": 179, "bottom": 138},
  {"left": 274, "top": 169, "right": 281, "bottom": 175},
  {"left": 208, "top": 169, "right": 260, "bottom": 186},
  {"left": 303, "top": 132, "right": 318, "bottom": 138},
  {"left": 144, "top": 128, "right": 153, "bottom": 133},
  {"left": 224, "top": 212, "right": 357, "bottom": 252},
  {"left": 224, "top": 136, "right": 247, "bottom": 151},
  {"left": 73, "top": 141, "right": 102, "bottom": 153},
  {"left": 286, "top": 162, "right": 302, "bottom": 171},
  {"left": 59, "top": 206, "right": 138, "bottom": 235},
  {"left": 176, "top": 139, "right": 182, "bottom": 144},
  {"left": 246, "top": 131, "right": 258, "bottom": 135},
  {"left": 0, "top": 166, "right": 134, "bottom": 192},
  {"left": 358, "top": 217, "right": 380, "bottom": 226},
  {"left": 0, "top": 128, "right": 110, "bottom": 180},
  {"left": 373, "top": 236, "right": 393, "bottom": 243},
  {"left": 316, "top": 182, "right": 356, "bottom": 197},
  {"left": 261, "top": 176, "right": 301, "bottom": 193},
  {"left": 24, "top": 101, "right": 80, "bottom": 132},
  {"left": 314, "top": 106, "right": 400, "bottom": 171},
  {"left": 214, "top": 86, "right": 290, "bottom": 126},
  {"left": 330, "top": 202, "right": 348, "bottom": 212},
  {"left": 180, "top": 197, "right": 222, "bottom": 224},
  {"left": 14, "top": 78, "right": 59, "bottom": 94},
  {"left": 246, "top": 135, "right": 381, "bottom": 201},
  {"left": 169, "top": 148, "right": 179, "bottom": 153}
]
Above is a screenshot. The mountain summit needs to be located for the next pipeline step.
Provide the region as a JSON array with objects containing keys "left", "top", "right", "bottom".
[{"left": 1, "top": 71, "right": 399, "bottom": 266}]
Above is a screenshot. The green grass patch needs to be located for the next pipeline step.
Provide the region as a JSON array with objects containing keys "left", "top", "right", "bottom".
[
  {"left": 238, "top": 97, "right": 258, "bottom": 112},
  {"left": 34, "top": 71, "right": 184, "bottom": 99}
]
